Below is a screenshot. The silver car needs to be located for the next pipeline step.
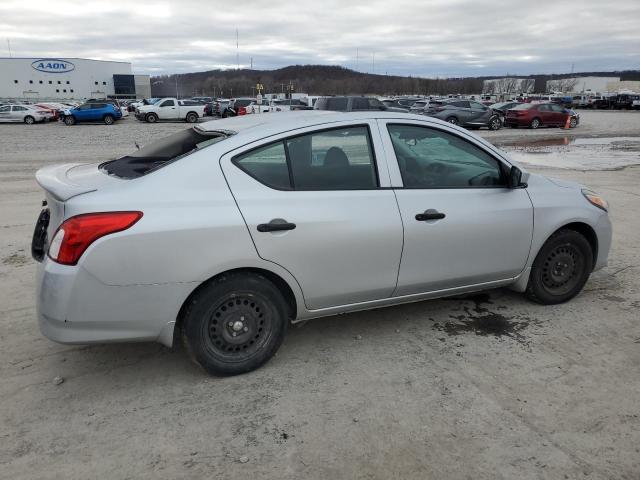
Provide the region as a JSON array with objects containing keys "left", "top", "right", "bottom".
[
  {"left": 33, "top": 111, "right": 612, "bottom": 375},
  {"left": 0, "top": 104, "right": 49, "bottom": 123}
]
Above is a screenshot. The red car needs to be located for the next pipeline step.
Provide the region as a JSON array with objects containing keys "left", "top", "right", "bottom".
[{"left": 505, "top": 103, "right": 574, "bottom": 129}]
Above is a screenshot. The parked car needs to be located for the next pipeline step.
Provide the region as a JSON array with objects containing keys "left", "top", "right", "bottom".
[
  {"left": 426, "top": 99, "right": 502, "bottom": 130},
  {"left": 633, "top": 98, "right": 640, "bottom": 110},
  {"left": 190, "top": 96, "right": 213, "bottom": 104},
  {"left": 380, "top": 98, "right": 410, "bottom": 112},
  {"left": 226, "top": 98, "right": 254, "bottom": 117},
  {"left": 489, "top": 101, "right": 522, "bottom": 124},
  {"left": 0, "top": 104, "right": 50, "bottom": 124},
  {"left": 32, "top": 111, "right": 611, "bottom": 375},
  {"left": 213, "top": 98, "right": 232, "bottom": 117},
  {"left": 505, "top": 103, "right": 572, "bottom": 129},
  {"left": 409, "top": 99, "right": 430, "bottom": 114},
  {"left": 34, "top": 103, "right": 62, "bottom": 121},
  {"left": 314, "top": 96, "right": 406, "bottom": 112},
  {"left": 61, "top": 102, "right": 123, "bottom": 125},
  {"left": 612, "top": 94, "right": 639, "bottom": 110},
  {"left": 135, "top": 98, "right": 205, "bottom": 123},
  {"left": 564, "top": 108, "right": 580, "bottom": 128}
]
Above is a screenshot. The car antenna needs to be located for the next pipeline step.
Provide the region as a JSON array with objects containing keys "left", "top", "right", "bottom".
[{"left": 135, "top": 141, "right": 140, "bottom": 150}]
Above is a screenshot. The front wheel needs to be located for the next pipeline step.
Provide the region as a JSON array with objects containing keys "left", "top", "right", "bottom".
[
  {"left": 24, "top": 115, "right": 35, "bottom": 125},
  {"left": 182, "top": 272, "right": 289, "bottom": 376},
  {"left": 526, "top": 229, "right": 593, "bottom": 305},
  {"left": 63, "top": 115, "right": 76, "bottom": 126},
  {"left": 569, "top": 117, "right": 578, "bottom": 128},
  {"left": 146, "top": 113, "right": 158, "bottom": 123},
  {"left": 530, "top": 117, "right": 541, "bottom": 129},
  {"left": 103, "top": 114, "right": 114, "bottom": 125},
  {"left": 445, "top": 116, "right": 458, "bottom": 125}
]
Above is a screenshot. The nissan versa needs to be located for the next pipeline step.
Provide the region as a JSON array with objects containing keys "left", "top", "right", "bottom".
[{"left": 33, "top": 111, "right": 612, "bottom": 376}]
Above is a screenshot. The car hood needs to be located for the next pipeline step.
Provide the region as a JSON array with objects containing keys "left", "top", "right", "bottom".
[{"left": 544, "top": 176, "right": 584, "bottom": 190}]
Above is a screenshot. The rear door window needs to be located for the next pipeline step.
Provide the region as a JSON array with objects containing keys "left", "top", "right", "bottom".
[
  {"left": 325, "top": 98, "right": 349, "bottom": 110},
  {"left": 233, "top": 126, "right": 379, "bottom": 190}
]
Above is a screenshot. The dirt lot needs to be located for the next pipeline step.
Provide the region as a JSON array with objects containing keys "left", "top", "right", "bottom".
[{"left": 1, "top": 111, "right": 639, "bottom": 479}]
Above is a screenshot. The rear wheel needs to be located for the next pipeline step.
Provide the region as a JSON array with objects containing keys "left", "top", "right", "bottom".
[
  {"left": 530, "top": 117, "right": 541, "bottom": 129},
  {"left": 569, "top": 117, "right": 578, "bottom": 128},
  {"left": 24, "top": 115, "right": 35, "bottom": 125},
  {"left": 526, "top": 229, "right": 593, "bottom": 305},
  {"left": 63, "top": 115, "right": 76, "bottom": 126},
  {"left": 146, "top": 113, "right": 158, "bottom": 123},
  {"left": 182, "top": 272, "right": 289, "bottom": 376},
  {"left": 103, "top": 114, "right": 114, "bottom": 125},
  {"left": 446, "top": 116, "right": 458, "bottom": 125},
  {"left": 186, "top": 112, "right": 198, "bottom": 123}
]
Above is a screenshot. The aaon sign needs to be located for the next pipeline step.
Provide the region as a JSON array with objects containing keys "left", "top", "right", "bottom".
[{"left": 31, "top": 59, "right": 75, "bottom": 74}]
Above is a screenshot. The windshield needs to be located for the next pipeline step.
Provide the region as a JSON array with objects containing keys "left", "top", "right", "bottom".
[{"left": 100, "top": 128, "right": 231, "bottom": 179}]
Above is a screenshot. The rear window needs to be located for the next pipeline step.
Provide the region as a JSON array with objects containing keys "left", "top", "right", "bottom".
[
  {"left": 316, "top": 97, "right": 349, "bottom": 110},
  {"left": 100, "top": 128, "right": 231, "bottom": 179}
]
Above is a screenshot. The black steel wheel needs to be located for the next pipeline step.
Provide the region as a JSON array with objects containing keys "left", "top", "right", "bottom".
[
  {"left": 526, "top": 229, "right": 593, "bottom": 304},
  {"left": 182, "top": 272, "right": 289, "bottom": 376}
]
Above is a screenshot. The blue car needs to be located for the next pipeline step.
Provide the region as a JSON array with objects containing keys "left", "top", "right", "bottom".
[{"left": 62, "top": 102, "right": 122, "bottom": 125}]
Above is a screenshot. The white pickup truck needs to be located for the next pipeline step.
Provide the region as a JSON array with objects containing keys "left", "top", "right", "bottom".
[{"left": 135, "top": 98, "right": 206, "bottom": 123}]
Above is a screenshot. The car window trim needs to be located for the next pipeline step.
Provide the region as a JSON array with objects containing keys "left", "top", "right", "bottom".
[
  {"left": 385, "top": 122, "right": 509, "bottom": 189},
  {"left": 231, "top": 123, "right": 382, "bottom": 192}
]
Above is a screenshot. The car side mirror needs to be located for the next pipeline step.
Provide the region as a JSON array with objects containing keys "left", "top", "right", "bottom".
[{"left": 508, "top": 165, "right": 526, "bottom": 188}]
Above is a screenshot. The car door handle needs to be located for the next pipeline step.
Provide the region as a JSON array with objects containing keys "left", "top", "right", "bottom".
[
  {"left": 257, "top": 220, "right": 296, "bottom": 232},
  {"left": 415, "top": 210, "right": 446, "bottom": 221}
]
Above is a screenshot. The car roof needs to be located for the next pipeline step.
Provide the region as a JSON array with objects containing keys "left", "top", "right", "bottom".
[{"left": 196, "top": 110, "right": 458, "bottom": 140}]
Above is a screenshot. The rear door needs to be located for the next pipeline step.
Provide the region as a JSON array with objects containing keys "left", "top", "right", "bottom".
[
  {"left": 11, "top": 105, "right": 29, "bottom": 121},
  {"left": 451, "top": 101, "right": 472, "bottom": 123},
  {"left": 220, "top": 121, "right": 404, "bottom": 310},
  {"left": 379, "top": 120, "right": 533, "bottom": 295}
]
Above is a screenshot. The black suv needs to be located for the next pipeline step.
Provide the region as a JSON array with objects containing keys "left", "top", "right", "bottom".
[{"left": 315, "top": 96, "right": 407, "bottom": 112}]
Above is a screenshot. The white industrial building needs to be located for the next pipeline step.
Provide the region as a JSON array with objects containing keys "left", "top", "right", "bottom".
[{"left": 0, "top": 57, "right": 151, "bottom": 101}]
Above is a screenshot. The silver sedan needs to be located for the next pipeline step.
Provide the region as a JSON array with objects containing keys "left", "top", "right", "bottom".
[
  {"left": 0, "top": 104, "right": 50, "bottom": 123},
  {"left": 33, "top": 111, "right": 612, "bottom": 375}
]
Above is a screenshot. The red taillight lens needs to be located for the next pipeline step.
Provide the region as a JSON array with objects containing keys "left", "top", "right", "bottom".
[
  {"left": 48, "top": 211, "right": 142, "bottom": 265},
  {"left": 238, "top": 106, "right": 247, "bottom": 115}
]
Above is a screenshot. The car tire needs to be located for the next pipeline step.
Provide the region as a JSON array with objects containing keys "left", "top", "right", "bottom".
[
  {"left": 570, "top": 117, "right": 578, "bottom": 128},
  {"left": 182, "top": 272, "right": 289, "bottom": 376},
  {"left": 146, "top": 113, "right": 158, "bottom": 123},
  {"left": 186, "top": 112, "right": 198, "bottom": 123},
  {"left": 525, "top": 229, "right": 593, "bottom": 305},
  {"left": 446, "top": 116, "right": 458, "bottom": 125},
  {"left": 530, "top": 117, "right": 541, "bottom": 129},
  {"left": 63, "top": 115, "right": 76, "bottom": 126},
  {"left": 24, "top": 115, "right": 35, "bottom": 125},
  {"left": 488, "top": 116, "right": 502, "bottom": 130},
  {"left": 103, "top": 114, "right": 114, "bottom": 125}
]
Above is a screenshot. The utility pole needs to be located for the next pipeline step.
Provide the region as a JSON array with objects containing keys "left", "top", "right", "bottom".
[
  {"left": 236, "top": 28, "right": 239, "bottom": 70},
  {"left": 175, "top": 74, "right": 179, "bottom": 98},
  {"left": 6, "top": 39, "right": 12, "bottom": 57},
  {"left": 250, "top": 57, "right": 253, "bottom": 69},
  {"left": 372, "top": 52, "right": 375, "bottom": 74},
  {"left": 356, "top": 48, "right": 359, "bottom": 71}
]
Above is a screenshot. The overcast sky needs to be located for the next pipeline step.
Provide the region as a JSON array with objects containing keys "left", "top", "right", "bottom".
[{"left": 1, "top": 0, "right": 638, "bottom": 77}]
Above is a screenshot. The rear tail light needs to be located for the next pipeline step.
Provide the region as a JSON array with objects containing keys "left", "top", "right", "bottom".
[
  {"left": 48, "top": 211, "right": 142, "bottom": 265},
  {"left": 238, "top": 106, "right": 247, "bottom": 115}
]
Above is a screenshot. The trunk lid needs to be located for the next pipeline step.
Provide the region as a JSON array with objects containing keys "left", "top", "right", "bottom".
[{"left": 33, "top": 163, "right": 121, "bottom": 258}]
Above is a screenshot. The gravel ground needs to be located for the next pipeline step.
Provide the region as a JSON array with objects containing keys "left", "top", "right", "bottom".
[{"left": 1, "top": 111, "right": 639, "bottom": 479}]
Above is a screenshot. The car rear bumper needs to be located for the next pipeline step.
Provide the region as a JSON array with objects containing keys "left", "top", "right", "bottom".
[{"left": 36, "top": 257, "right": 196, "bottom": 347}]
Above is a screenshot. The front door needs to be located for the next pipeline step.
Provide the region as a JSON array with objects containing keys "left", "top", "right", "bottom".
[
  {"left": 158, "top": 99, "right": 178, "bottom": 119},
  {"left": 220, "top": 122, "right": 404, "bottom": 310},
  {"left": 0, "top": 105, "right": 10, "bottom": 122},
  {"left": 379, "top": 121, "right": 534, "bottom": 296},
  {"left": 469, "top": 101, "right": 492, "bottom": 125}
]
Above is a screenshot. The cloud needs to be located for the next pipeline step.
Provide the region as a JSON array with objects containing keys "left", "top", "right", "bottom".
[{"left": 1, "top": 0, "right": 638, "bottom": 77}]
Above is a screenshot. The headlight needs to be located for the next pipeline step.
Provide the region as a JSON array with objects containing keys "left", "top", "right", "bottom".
[{"left": 582, "top": 189, "right": 608, "bottom": 212}]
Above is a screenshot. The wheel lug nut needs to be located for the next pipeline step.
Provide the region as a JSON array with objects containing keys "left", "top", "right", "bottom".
[
  {"left": 243, "top": 326, "right": 249, "bottom": 332},
  {"left": 228, "top": 322, "right": 233, "bottom": 327}
]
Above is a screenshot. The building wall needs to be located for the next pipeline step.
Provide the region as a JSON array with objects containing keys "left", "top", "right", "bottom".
[
  {"left": 605, "top": 80, "right": 640, "bottom": 93},
  {"left": 134, "top": 75, "right": 151, "bottom": 99},
  {"left": 0, "top": 57, "right": 132, "bottom": 100}
]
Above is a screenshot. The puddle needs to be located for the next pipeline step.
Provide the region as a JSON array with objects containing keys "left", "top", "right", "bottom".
[
  {"left": 500, "top": 136, "right": 640, "bottom": 170},
  {"left": 434, "top": 294, "right": 536, "bottom": 347}
]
